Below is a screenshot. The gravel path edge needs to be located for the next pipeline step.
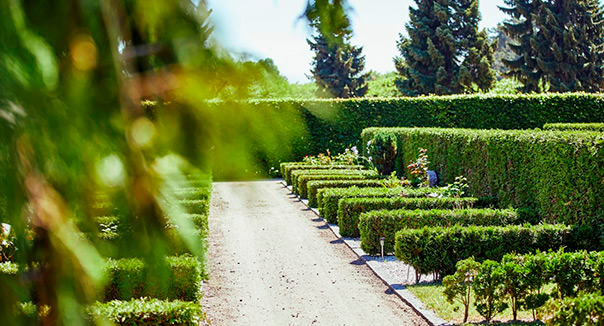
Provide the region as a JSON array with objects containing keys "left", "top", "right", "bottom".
[{"left": 282, "top": 181, "right": 448, "bottom": 326}]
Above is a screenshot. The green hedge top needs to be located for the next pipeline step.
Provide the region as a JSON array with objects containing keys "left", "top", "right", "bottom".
[
  {"left": 282, "top": 164, "right": 365, "bottom": 184},
  {"left": 290, "top": 169, "right": 373, "bottom": 192},
  {"left": 336, "top": 197, "right": 480, "bottom": 237},
  {"left": 318, "top": 186, "right": 440, "bottom": 223},
  {"left": 394, "top": 223, "right": 572, "bottom": 277},
  {"left": 253, "top": 93, "right": 604, "bottom": 162},
  {"left": 307, "top": 179, "right": 385, "bottom": 207},
  {"left": 361, "top": 127, "right": 604, "bottom": 225},
  {"left": 543, "top": 122, "right": 604, "bottom": 132},
  {"left": 359, "top": 208, "right": 538, "bottom": 255},
  {"left": 87, "top": 299, "right": 202, "bottom": 326},
  {"left": 296, "top": 173, "right": 379, "bottom": 198}
]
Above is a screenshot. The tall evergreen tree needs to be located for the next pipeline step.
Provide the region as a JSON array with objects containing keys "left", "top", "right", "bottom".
[
  {"left": 307, "top": 1, "right": 368, "bottom": 98},
  {"left": 395, "top": 0, "right": 495, "bottom": 96},
  {"left": 500, "top": 0, "right": 604, "bottom": 92}
]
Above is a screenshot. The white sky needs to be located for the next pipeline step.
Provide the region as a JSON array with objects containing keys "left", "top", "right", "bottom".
[{"left": 207, "top": 0, "right": 509, "bottom": 83}]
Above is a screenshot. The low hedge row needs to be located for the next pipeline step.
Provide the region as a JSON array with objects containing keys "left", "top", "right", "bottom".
[
  {"left": 551, "top": 291, "right": 604, "bottom": 325},
  {"left": 297, "top": 172, "right": 379, "bottom": 198},
  {"left": 87, "top": 298, "right": 202, "bottom": 325},
  {"left": 360, "top": 208, "right": 539, "bottom": 255},
  {"left": 178, "top": 199, "right": 209, "bottom": 215},
  {"left": 337, "top": 197, "right": 480, "bottom": 237},
  {"left": 362, "top": 127, "right": 604, "bottom": 224},
  {"left": 395, "top": 224, "right": 572, "bottom": 278},
  {"left": 104, "top": 255, "right": 201, "bottom": 302},
  {"left": 174, "top": 187, "right": 211, "bottom": 201},
  {"left": 543, "top": 122, "right": 604, "bottom": 132},
  {"left": 307, "top": 179, "right": 384, "bottom": 207},
  {"left": 290, "top": 169, "right": 371, "bottom": 194},
  {"left": 281, "top": 163, "right": 364, "bottom": 185},
  {"left": 318, "top": 186, "right": 440, "bottom": 223}
]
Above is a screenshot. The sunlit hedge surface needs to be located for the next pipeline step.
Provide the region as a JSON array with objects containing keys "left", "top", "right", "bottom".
[
  {"left": 87, "top": 298, "right": 202, "bottom": 325},
  {"left": 246, "top": 93, "right": 604, "bottom": 161},
  {"left": 543, "top": 122, "right": 604, "bottom": 132},
  {"left": 362, "top": 127, "right": 604, "bottom": 225}
]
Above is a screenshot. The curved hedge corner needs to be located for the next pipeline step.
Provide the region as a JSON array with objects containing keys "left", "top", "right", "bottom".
[
  {"left": 362, "top": 127, "right": 604, "bottom": 225},
  {"left": 394, "top": 224, "right": 572, "bottom": 277},
  {"left": 337, "top": 197, "right": 481, "bottom": 238},
  {"left": 318, "top": 186, "right": 440, "bottom": 223},
  {"left": 307, "top": 179, "right": 384, "bottom": 207},
  {"left": 290, "top": 169, "right": 371, "bottom": 194},
  {"left": 543, "top": 122, "right": 604, "bottom": 132},
  {"left": 359, "top": 208, "right": 538, "bottom": 255},
  {"left": 87, "top": 298, "right": 202, "bottom": 326}
]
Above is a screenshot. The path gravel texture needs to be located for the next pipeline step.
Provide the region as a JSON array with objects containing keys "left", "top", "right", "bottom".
[{"left": 201, "top": 180, "right": 427, "bottom": 326}]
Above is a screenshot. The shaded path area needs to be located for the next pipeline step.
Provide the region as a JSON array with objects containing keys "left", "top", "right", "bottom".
[{"left": 201, "top": 180, "right": 427, "bottom": 325}]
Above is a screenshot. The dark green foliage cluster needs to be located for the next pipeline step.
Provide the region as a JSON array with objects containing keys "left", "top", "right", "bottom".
[
  {"left": 178, "top": 200, "right": 210, "bottom": 215},
  {"left": 446, "top": 251, "right": 604, "bottom": 322},
  {"left": 395, "top": 0, "right": 495, "bottom": 95},
  {"left": 365, "top": 131, "right": 397, "bottom": 175},
  {"left": 251, "top": 93, "right": 604, "bottom": 164},
  {"left": 87, "top": 298, "right": 202, "bottom": 325},
  {"left": 290, "top": 169, "right": 373, "bottom": 195},
  {"left": 362, "top": 127, "right": 604, "bottom": 225},
  {"left": 307, "top": 179, "right": 384, "bottom": 207},
  {"left": 337, "top": 197, "right": 480, "bottom": 237},
  {"left": 394, "top": 224, "right": 572, "bottom": 277},
  {"left": 360, "top": 208, "right": 537, "bottom": 255},
  {"left": 280, "top": 163, "right": 364, "bottom": 185},
  {"left": 543, "top": 122, "right": 604, "bottom": 132},
  {"left": 318, "top": 186, "right": 440, "bottom": 223},
  {"left": 104, "top": 255, "right": 202, "bottom": 302},
  {"left": 500, "top": 0, "right": 604, "bottom": 92}
]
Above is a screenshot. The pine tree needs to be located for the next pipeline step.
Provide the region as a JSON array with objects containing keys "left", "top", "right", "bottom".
[
  {"left": 532, "top": 0, "right": 604, "bottom": 92},
  {"left": 307, "top": 2, "right": 368, "bottom": 98},
  {"left": 395, "top": 0, "right": 495, "bottom": 96}
]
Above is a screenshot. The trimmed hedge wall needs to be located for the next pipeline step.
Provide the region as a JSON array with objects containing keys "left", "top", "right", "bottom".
[
  {"left": 394, "top": 224, "right": 572, "bottom": 277},
  {"left": 87, "top": 298, "right": 202, "bottom": 325},
  {"left": 337, "top": 197, "right": 480, "bottom": 237},
  {"left": 297, "top": 173, "right": 379, "bottom": 198},
  {"left": 104, "top": 255, "right": 201, "bottom": 302},
  {"left": 178, "top": 199, "right": 209, "bottom": 215},
  {"left": 254, "top": 94, "right": 604, "bottom": 163},
  {"left": 307, "top": 179, "right": 384, "bottom": 207},
  {"left": 362, "top": 127, "right": 604, "bottom": 225},
  {"left": 318, "top": 186, "right": 440, "bottom": 223},
  {"left": 360, "top": 208, "right": 539, "bottom": 255},
  {"left": 543, "top": 122, "right": 604, "bottom": 132},
  {"left": 290, "top": 169, "right": 372, "bottom": 194},
  {"left": 281, "top": 163, "right": 365, "bottom": 185}
]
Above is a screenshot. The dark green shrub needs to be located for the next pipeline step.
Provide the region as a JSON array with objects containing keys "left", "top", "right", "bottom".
[
  {"left": 297, "top": 171, "right": 378, "bottom": 198},
  {"left": 362, "top": 127, "right": 604, "bottom": 224},
  {"left": 543, "top": 122, "right": 604, "bottom": 132},
  {"left": 87, "top": 298, "right": 202, "bottom": 325},
  {"left": 307, "top": 179, "right": 384, "bottom": 207},
  {"left": 394, "top": 224, "right": 571, "bottom": 277},
  {"left": 104, "top": 255, "right": 201, "bottom": 301},
  {"left": 473, "top": 260, "right": 507, "bottom": 322},
  {"left": 549, "top": 291, "right": 604, "bottom": 325},
  {"left": 281, "top": 163, "right": 364, "bottom": 185},
  {"left": 338, "top": 197, "right": 481, "bottom": 237},
  {"left": 360, "top": 208, "right": 535, "bottom": 255},
  {"left": 318, "top": 186, "right": 440, "bottom": 223},
  {"left": 366, "top": 131, "right": 397, "bottom": 175},
  {"left": 290, "top": 169, "right": 370, "bottom": 194}
]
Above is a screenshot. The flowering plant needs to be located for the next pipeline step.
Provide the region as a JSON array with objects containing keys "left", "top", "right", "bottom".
[
  {"left": 382, "top": 171, "right": 411, "bottom": 188},
  {"left": 408, "top": 148, "right": 430, "bottom": 187},
  {"left": 0, "top": 223, "right": 15, "bottom": 262}
]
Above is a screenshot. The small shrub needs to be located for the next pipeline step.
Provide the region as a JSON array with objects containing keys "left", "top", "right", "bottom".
[
  {"left": 443, "top": 257, "right": 480, "bottom": 323},
  {"left": 548, "top": 291, "right": 604, "bottom": 325},
  {"left": 473, "top": 260, "right": 507, "bottom": 322},
  {"left": 87, "top": 298, "right": 203, "bottom": 325},
  {"left": 366, "top": 131, "right": 397, "bottom": 175}
]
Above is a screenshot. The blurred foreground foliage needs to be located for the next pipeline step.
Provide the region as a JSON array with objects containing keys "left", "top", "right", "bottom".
[{"left": 0, "top": 0, "right": 334, "bottom": 324}]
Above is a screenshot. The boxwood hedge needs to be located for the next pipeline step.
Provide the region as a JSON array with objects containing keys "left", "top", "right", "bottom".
[
  {"left": 297, "top": 172, "right": 379, "bottom": 198},
  {"left": 360, "top": 208, "right": 539, "bottom": 255},
  {"left": 281, "top": 163, "right": 365, "bottom": 185},
  {"left": 87, "top": 298, "right": 202, "bottom": 325},
  {"left": 307, "top": 179, "right": 385, "bottom": 207},
  {"left": 543, "top": 122, "right": 604, "bottom": 132},
  {"left": 362, "top": 127, "right": 604, "bottom": 225},
  {"left": 550, "top": 291, "right": 604, "bottom": 324},
  {"left": 104, "top": 255, "right": 201, "bottom": 302},
  {"left": 337, "top": 197, "right": 480, "bottom": 237},
  {"left": 394, "top": 224, "right": 572, "bottom": 277},
  {"left": 318, "top": 186, "right": 440, "bottom": 223},
  {"left": 290, "top": 169, "right": 371, "bottom": 194}
]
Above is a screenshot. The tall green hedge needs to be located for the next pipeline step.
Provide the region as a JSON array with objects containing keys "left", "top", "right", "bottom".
[
  {"left": 337, "top": 197, "right": 480, "bottom": 237},
  {"left": 543, "top": 122, "right": 604, "bottom": 132},
  {"left": 249, "top": 94, "right": 604, "bottom": 163},
  {"left": 362, "top": 127, "right": 604, "bottom": 225}
]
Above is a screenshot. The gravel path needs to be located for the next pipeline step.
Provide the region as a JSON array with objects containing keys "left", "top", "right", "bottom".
[{"left": 201, "top": 180, "right": 427, "bottom": 326}]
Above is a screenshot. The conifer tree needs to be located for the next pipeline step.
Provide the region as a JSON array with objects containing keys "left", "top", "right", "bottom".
[{"left": 307, "top": 1, "right": 368, "bottom": 98}]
